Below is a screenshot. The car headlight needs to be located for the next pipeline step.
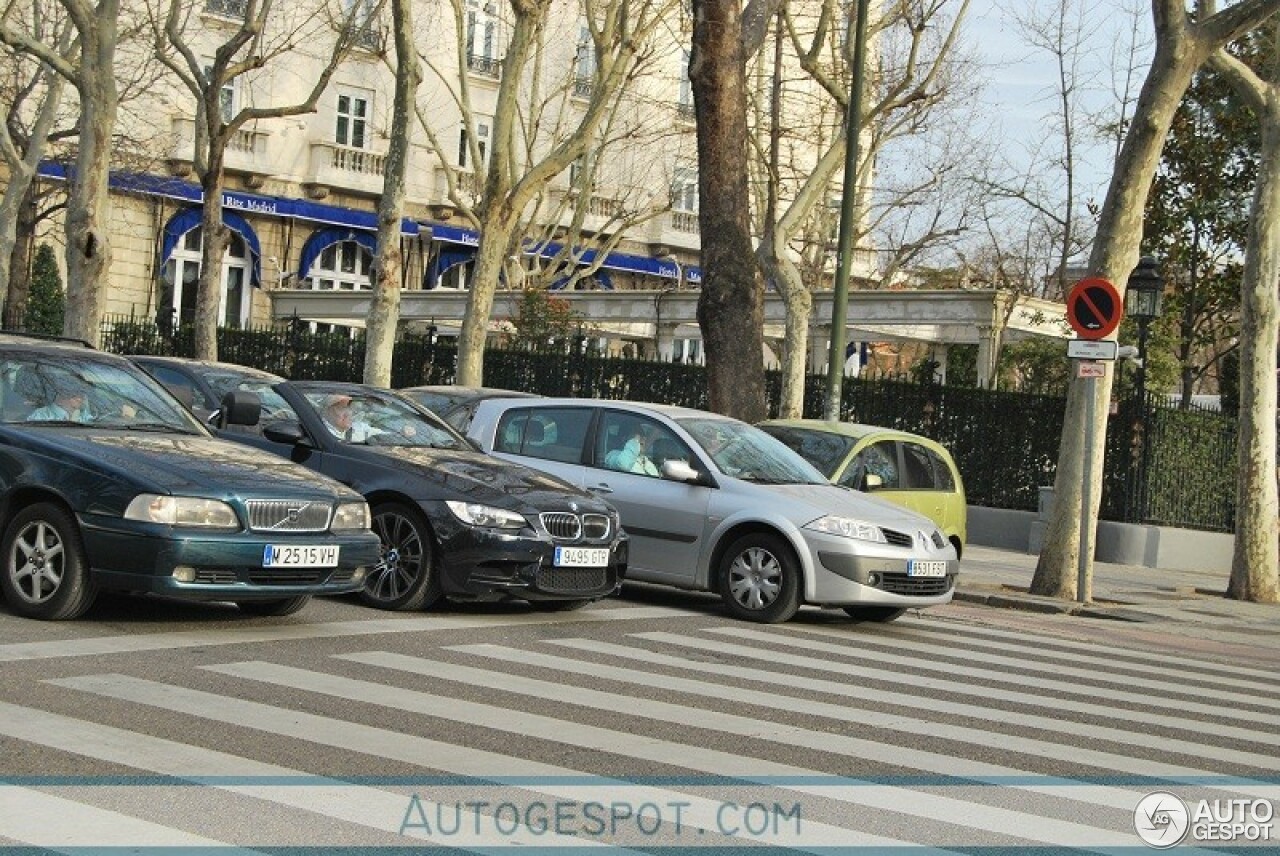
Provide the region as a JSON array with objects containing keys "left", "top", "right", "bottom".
[
  {"left": 124, "top": 494, "right": 239, "bottom": 529},
  {"left": 804, "top": 515, "right": 888, "bottom": 544},
  {"left": 331, "top": 500, "right": 371, "bottom": 532},
  {"left": 445, "top": 500, "right": 526, "bottom": 530}
]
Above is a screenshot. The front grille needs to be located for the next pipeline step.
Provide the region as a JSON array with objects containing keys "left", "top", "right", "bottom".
[
  {"left": 246, "top": 500, "right": 331, "bottom": 533},
  {"left": 193, "top": 569, "right": 239, "bottom": 584},
  {"left": 881, "top": 528, "right": 913, "bottom": 548},
  {"left": 581, "top": 514, "right": 611, "bottom": 541},
  {"left": 540, "top": 512, "right": 581, "bottom": 541},
  {"left": 879, "top": 573, "right": 952, "bottom": 596},
  {"left": 540, "top": 512, "right": 613, "bottom": 544},
  {"left": 539, "top": 566, "right": 608, "bottom": 593},
  {"left": 247, "top": 570, "right": 327, "bottom": 585}
]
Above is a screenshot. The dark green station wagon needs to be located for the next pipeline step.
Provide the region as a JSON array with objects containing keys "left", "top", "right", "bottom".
[{"left": 0, "top": 336, "right": 381, "bottom": 620}]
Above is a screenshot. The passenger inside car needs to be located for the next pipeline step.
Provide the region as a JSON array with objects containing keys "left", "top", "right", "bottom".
[{"left": 604, "top": 424, "right": 659, "bottom": 475}]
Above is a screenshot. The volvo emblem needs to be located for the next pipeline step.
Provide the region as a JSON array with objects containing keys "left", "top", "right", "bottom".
[{"left": 270, "top": 503, "right": 310, "bottom": 529}]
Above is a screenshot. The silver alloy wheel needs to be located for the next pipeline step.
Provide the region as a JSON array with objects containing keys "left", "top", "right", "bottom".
[
  {"left": 727, "top": 545, "right": 782, "bottom": 611},
  {"left": 9, "top": 520, "right": 64, "bottom": 605},
  {"left": 368, "top": 509, "right": 426, "bottom": 603}
]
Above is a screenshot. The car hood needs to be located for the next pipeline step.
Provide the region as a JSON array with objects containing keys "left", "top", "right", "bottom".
[
  {"left": 363, "top": 446, "right": 610, "bottom": 513},
  {"left": 760, "top": 482, "right": 938, "bottom": 532},
  {"left": 27, "top": 430, "right": 348, "bottom": 499}
]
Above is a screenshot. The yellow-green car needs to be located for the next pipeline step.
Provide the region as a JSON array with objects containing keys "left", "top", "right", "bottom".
[{"left": 758, "top": 420, "right": 967, "bottom": 557}]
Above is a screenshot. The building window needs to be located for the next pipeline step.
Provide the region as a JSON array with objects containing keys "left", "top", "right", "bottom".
[
  {"left": 573, "top": 24, "right": 594, "bottom": 98},
  {"left": 305, "top": 239, "right": 372, "bottom": 335},
  {"left": 676, "top": 49, "right": 694, "bottom": 120},
  {"left": 458, "top": 120, "right": 489, "bottom": 169},
  {"left": 204, "top": 0, "right": 248, "bottom": 19},
  {"left": 466, "top": 0, "right": 499, "bottom": 75},
  {"left": 671, "top": 163, "right": 698, "bottom": 212},
  {"left": 160, "top": 227, "right": 250, "bottom": 329},
  {"left": 336, "top": 92, "right": 369, "bottom": 148}
]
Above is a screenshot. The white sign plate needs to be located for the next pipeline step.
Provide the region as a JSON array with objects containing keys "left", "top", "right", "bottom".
[{"left": 1067, "top": 339, "right": 1118, "bottom": 360}]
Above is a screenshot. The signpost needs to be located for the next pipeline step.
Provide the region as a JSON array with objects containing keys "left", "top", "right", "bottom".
[{"left": 1064, "top": 277, "right": 1123, "bottom": 604}]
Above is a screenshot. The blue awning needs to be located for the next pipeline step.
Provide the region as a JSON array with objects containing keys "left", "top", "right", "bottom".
[
  {"left": 37, "top": 162, "right": 419, "bottom": 236},
  {"left": 298, "top": 227, "right": 377, "bottom": 280},
  {"left": 160, "top": 207, "right": 262, "bottom": 285},
  {"left": 431, "top": 223, "right": 481, "bottom": 246},
  {"left": 424, "top": 246, "right": 476, "bottom": 287}
]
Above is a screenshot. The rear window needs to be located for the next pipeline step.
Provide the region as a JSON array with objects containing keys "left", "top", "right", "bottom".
[
  {"left": 758, "top": 425, "right": 856, "bottom": 479},
  {"left": 494, "top": 407, "right": 592, "bottom": 464}
]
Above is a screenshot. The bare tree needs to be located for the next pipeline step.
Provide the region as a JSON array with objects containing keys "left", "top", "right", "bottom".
[
  {"left": 755, "top": 0, "right": 977, "bottom": 418},
  {"left": 0, "top": 0, "right": 73, "bottom": 323},
  {"left": 150, "top": 0, "right": 369, "bottom": 360},
  {"left": 413, "top": 0, "right": 670, "bottom": 387},
  {"left": 1031, "top": 0, "right": 1280, "bottom": 601},
  {"left": 1, "top": 0, "right": 122, "bottom": 345},
  {"left": 363, "top": 0, "right": 420, "bottom": 386},
  {"left": 1206, "top": 28, "right": 1279, "bottom": 602}
]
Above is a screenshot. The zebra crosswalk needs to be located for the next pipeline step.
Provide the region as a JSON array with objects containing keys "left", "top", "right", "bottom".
[{"left": 0, "top": 601, "right": 1276, "bottom": 853}]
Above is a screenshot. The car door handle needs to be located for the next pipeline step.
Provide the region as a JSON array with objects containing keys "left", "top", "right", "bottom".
[{"left": 589, "top": 483, "right": 614, "bottom": 494}]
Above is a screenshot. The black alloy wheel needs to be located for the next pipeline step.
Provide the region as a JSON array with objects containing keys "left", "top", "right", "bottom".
[{"left": 363, "top": 502, "right": 441, "bottom": 611}]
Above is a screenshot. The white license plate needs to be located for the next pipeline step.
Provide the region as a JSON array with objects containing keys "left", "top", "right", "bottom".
[
  {"left": 907, "top": 559, "right": 948, "bottom": 577},
  {"left": 263, "top": 545, "right": 340, "bottom": 568},
  {"left": 554, "top": 546, "right": 610, "bottom": 567}
]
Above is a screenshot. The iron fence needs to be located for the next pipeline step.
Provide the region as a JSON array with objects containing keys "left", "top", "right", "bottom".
[{"left": 101, "top": 315, "right": 1238, "bottom": 532}]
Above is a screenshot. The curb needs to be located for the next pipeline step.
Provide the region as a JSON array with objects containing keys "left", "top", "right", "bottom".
[{"left": 954, "top": 588, "right": 1149, "bottom": 621}]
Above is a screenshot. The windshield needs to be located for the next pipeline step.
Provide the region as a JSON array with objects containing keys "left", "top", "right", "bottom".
[
  {"left": 201, "top": 370, "right": 294, "bottom": 421},
  {"left": 0, "top": 354, "right": 205, "bottom": 433},
  {"left": 757, "top": 425, "right": 856, "bottom": 479},
  {"left": 677, "top": 417, "right": 827, "bottom": 485},
  {"left": 300, "top": 387, "right": 470, "bottom": 450}
]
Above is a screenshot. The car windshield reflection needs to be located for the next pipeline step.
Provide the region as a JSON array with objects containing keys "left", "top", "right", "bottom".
[
  {"left": 677, "top": 417, "right": 827, "bottom": 485},
  {"left": 1, "top": 356, "right": 204, "bottom": 432},
  {"left": 300, "top": 388, "right": 470, "bottom": 450}
]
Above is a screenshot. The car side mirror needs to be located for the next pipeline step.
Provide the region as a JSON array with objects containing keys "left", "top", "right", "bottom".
[
  {"left": 465, "top": 436, "right": 484, "bottom": 452},
  {"left": 865, "top": 473, "right": 883, "bottom": 490},
  {"left": 218, "top": 390, "right": 261, "bottom": 428},
  {"left": 661, "top": 459, "right": 707, "bottom": 485},
  {"left": 262, "top": 419, "right": 309, "bottom": 446}
]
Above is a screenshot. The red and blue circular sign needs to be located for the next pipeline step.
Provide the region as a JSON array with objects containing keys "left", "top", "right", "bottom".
[{"left": 1066, "top": 277, "right": 1123, "bottom": 340}]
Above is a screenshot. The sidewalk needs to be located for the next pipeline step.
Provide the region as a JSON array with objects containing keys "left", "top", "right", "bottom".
[{"left": 956, "top": 544, "right": 1279, "bottom": 628}]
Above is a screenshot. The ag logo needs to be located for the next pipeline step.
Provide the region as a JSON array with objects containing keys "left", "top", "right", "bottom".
[{"left": 1134, "top": 792, "right": 1189, "bottom": 848}]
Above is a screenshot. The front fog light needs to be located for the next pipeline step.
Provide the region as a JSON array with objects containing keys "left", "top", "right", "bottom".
[
  {"left": 172, "top": 566, "right": 196, "bottom": 583},
  {"left": 350, "top": 567, "right": 367, "bottom": 584},
  {"left": 867, "top": 572, "right": 880, "bottom": 587}
]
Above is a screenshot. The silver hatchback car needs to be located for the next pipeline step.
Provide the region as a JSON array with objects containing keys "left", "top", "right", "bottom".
[{"left": 467, "top": 398, "right": 959, "bottom": 623}]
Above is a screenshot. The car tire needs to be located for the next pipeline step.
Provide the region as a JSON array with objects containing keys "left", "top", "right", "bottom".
[
  {"left": 717, "top": 532, "right": 801, "bottom": 624},
  {"left": 528, "top": 598, "right": 592, "bottom": 612},
  {"left": 364, "top": 502, "right": 441, "bottom": 611},
  {"left": 236, "top": 595, "right": 311, "bottom": 617},
  {"left": 843, "top": 605, "right": 906, "bottom": 623},
  {"left": 0, "top": 502, "right": 97, "bottom": 620}
]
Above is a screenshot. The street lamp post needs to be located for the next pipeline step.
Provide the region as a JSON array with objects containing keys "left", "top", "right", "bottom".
[{"left": 1124, "top": 255, "right": 1165, "bottom": 523}]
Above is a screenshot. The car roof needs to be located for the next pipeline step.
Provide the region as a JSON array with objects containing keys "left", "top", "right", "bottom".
[
  {"left": 761, "top": 418, "right": 946, "bottom": 448},
  {"left": 478, "top": 396, "right": 740, "bottom": 423},
  {"left": 0, "top": 333, "right": 96, "bottom": 351},
  {"left": 401, "top": 385, "right": 537, "bottom": 397},
  {"left": 129, "top": 355, "right": 285, "bottom": 381}
]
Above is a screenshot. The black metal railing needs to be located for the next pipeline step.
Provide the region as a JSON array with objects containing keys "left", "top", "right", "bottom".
[
  {"left": 100, "top": 314, "right": 1239, "bottom": 532},
  {"left": 467, "top": 54, "right": 501, "bottom": 77}
]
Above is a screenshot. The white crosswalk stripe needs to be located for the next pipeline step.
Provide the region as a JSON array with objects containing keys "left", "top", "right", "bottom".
[
  {"left": 871, "top": 615, "right": 1280, "bottom": 689},
  {"left": 701, "top": 626, "right": 1280, "bottom": 730},
  {"left": 0, "top": 607, "right": 1271, "bottom": 853}
]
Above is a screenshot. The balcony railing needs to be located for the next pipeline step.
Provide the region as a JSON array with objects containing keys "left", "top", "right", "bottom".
[
  {"left": 352, "top": 23, "right": 382, "bottom": 51},
  {"left": 307, "top": 141, "right": 387, "bottom": 196},
  {"left": 573, "top": 78, "right": 593, "bottom": 99},
  {"left": 467, "top": 53, "right": 501, "bottom": 77},
  {"left": 169, "top": 116, "right": 272, "bottom": 176},
  {"left": 204, "top": 0, "right": 247, "bottom": 18},
  {"left": 672, "top": 210, "right": 698, "bottom": 233}
]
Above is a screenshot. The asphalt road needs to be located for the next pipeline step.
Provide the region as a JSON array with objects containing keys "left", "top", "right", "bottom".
[{"left": 2, "top": 587, "right": 1278, "bottom": 852}]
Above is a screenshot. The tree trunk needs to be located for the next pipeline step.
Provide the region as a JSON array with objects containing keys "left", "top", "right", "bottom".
[
  {"left": 1228, "top": 106, "right": 1280, "bottom": 602},
  {"left": 2, "top": 182, "right": 38, "bottom": 329},
  {"left": 195, "top": 140, "right": 230, "bottom": 361},
  {"left": 1031, "top": 12, "right": 1202, "bottom": 598},
  {"left": 456, "top": 212, "right": 518, "bottom": 386},
  {"left": 61, "top": 8, "right": 118, "bottom": 348},
  {"left": 364, "top": 0, "right": 421, "bottom": 388},
  {"left": 691, "top": 0, "right": 766, "bottom": 422},
  {"left": 759, "top": 242, "right": 811, "bottom": 419}
]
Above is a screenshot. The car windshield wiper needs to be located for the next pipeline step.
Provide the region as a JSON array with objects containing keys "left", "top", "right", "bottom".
[
  {"left": 22, "top": 419, "right": 87, "bottom": 427},
  {"left": 121, "top": 422, "right": 197, "bottom": 434}
]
